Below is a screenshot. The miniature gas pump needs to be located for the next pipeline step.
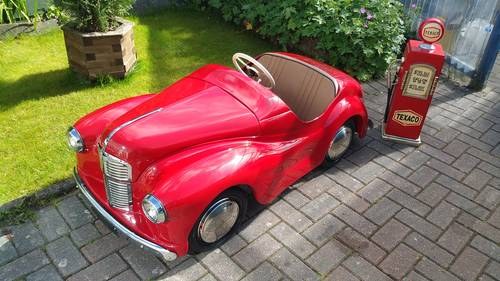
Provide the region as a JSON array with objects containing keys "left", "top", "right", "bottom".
[{"left": 382, "top": 18, "right": 446, "bottom": 146}]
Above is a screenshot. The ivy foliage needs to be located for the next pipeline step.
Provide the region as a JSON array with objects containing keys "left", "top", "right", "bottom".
[
  {"left": 54, "top": 0, "right": 135, "bottom": 32},
  {"left": 195, "top": 0, "right": 406, "bottom": 81}
]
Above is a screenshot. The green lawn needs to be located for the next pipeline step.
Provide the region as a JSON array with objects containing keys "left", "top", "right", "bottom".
[{"left": 0, "top": 8, "right": 274, "bottom": 204}]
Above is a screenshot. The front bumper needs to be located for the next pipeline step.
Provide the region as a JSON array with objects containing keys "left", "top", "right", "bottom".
[{"left": 73, "top": 168, "right": 178, "bottom": 261}]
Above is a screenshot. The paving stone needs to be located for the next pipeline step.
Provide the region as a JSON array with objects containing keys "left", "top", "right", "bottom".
[
  {"left": 468, "top": 147, "right": 500, "bottom": 167},
  {"left": 380, "top": 170, "right": 422, "bottom": 196},
  {"left": 198, "top": 273, "right": 217, "bottom": 281},
  {"left": 301, "top": 193, "right": 339, "bottom": 221},
  {"left": 70, "top": 223, "right": 101, "bottom": 247},
  {"left": 437, "top": 175, "right": 478, "bottom": 200},
  {"left": 452, "top": 153, "right": 481, "bottom": 173},
  {"left": 81, "top": 233, "right": 128, "bottom": 263},
  {"left": 478, "top": 274, "right": 497, "bottom": 281},
  {"left": 0, "top": 234, "right": 17, "bottom": 266},
  {"left": 119, "top": 244, "right": 167, "bottom": 280},
  {"left": 356, "top": 178, "right": 392, "bottom": 203},
  {"left": 488, "top": 207, "right": 500, "bottom": 229},
  {"left": 405, "top": 232, "right": 454, "bottom": 267},
  {"left": 9, "top": 221, "right": 45, "bottom": 255},
  {"left": 109, "top": 269, "right": 140, "bottom": 281},
  {"left": 298, "top": 175, "right": 334, "bottom": 199},
  {"left": 426, "top": 158, "right": 466, "bottom": 180},
  {"left": 415, "top": 257, "right": 460, "bottom": 281},
  {"left": 283, "top": 189, "right": 310, "bottom": 208},
  {"left": 458, "top": 134, "right": 492, "bottom": 152},
  {"left": 57, "top": 195, "right": 94, "bottom": 229},
  {"left": 373, "top": 155, "right": 413, "bottom": 177},
  {"left": 327, "top": 183, "right": 370, "bottom": 213},
  {"left": 46, "top": 236, "right": 88, "bottom": 277},
  {"left": 481, "top": 130, "right": 500, "bottom": 146},
  {"left": 418, "top": 144, "right": 455, "bottom": 164},
  {"left": 199, "top": 249, "right": 244, "bottom": 281},
  {"left": 446, "top": 192, "right": 489, "bottom": 219},
  {"left": 396, "top": 209, "right": 442, "bottom": 240},
  {"left": 333, "top": 205, "right": 377, "bottom": 237},
  {"left": 303, "top": 214, "right": 345, "bottom": 247},
  {"left": 470, "top": 219, "right": 500, "bottom": 244},
  {"left": 239, "top": 209, "right": 280, "bottom": 242},
  {"left": 408, "top": 166, "right": 439, "bottom": 188},
  {"left": 426, "top": 201, "right": 460, "bottom": 229},
  {"left": 26, "top": 264, "right": 63, "bottom": 281},
  {"left": 220, "top": 234, "right": 247, "bottom": 256},
  {"left": 434, "top": 127, "right": 461, "bottom": 143},
  {"left": 450, "top": 247, "right": 489, "bottom": 281},
  {"left": 0, "top": 249, "right": 50, "bottom": 281},
  {"left": 306, "top": 239, "right": 350, "bottom": 274},
  {"left": 95, "top": 219, "right": 112, "bottom": 235},
  {"left": 400, "top": 150, "right": 431, "bottom": 169},
  {"left": 36, "top": 206, "right": 70, "bottom": 242},
  {"left": 417, "top": 183, "right": 449, "bottom": 207},
  {"left": 160, "top": 257, "right": 209, "bottom": 281},
  {"left": 485, "top": 260, "right": 500, "bottom": 280},
  {"left": 233, "top": 233, "right": 281, "bottom": 271},
  {"left": 270, "top": 248, "right": 319, "bottom": 281},
  {"left": 366, "top": 139, "right": 405, "bottom": 161},
  {"left": 347, "top": 147, "right": 379, "bottom": 166},
  {"left": 463, "top": 168, "right": 493, "bottom": 190},
  {"left": 325, "top": 266, "right": 361, "bottom": 281},
  {"left": 443, "top": 139, "right": 470, "bottom": 157},
  {"left": 351, "top": 162, "right": 386, "bottom": 184},
  {"left": 337, "top": 227, "right": 386, "bottom": 264},
  {"left": 380, "top": 244, "right": 421, "bottom": 280},
  {"left": 371, "top": 219, "right": 411, "bottom": 251},
  {"left": 270, "top": 222, "right": 315, "bottom": 259},
  {"left": 403, "top": 271, "right": 430, "bottom": 281},
  {"left": 342, "top": 255, "right": 392, "bottom": 281},
  {"left": 363, "top": 197, "right": 401, "bottom": 225},
  {"left": 270, "top": 200, "right": 312, "bottom": 232},
  {"left": 241, "top": 262, "right": 281, "bottom": 281},
  {"left": 475, "top": 185, "right": 500, "bottom": 210},
  {"left": 437, "top": 223, "right": 473, "bottom": 254},
  {"left": 325, "top": 168, "right": 364, "bottom": 192},
  {"left": 388, "top": 188, "right": 431, "bottom": 216},
  {"left": 67, "top": 253, "right": 127, "bottom": 281}
]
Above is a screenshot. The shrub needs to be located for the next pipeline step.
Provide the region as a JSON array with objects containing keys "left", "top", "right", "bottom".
[
  {"left": 195, "top": 0, "right": 406, "bottom": 81},
  {"left": 53, "top": 0, "right": 135, "bottom": 32},
  {"left": 1, "top": 0, "right": 34, "bottom": 24}
]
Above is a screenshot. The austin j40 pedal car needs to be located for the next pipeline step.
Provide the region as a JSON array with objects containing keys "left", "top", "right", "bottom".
[{"left": 68, "top": 52, "right": 370, "bottom": 260}]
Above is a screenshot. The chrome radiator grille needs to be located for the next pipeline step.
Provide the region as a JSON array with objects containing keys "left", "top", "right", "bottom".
[{"left": 99, "top": 148, "right": 132, "bottom": 209}]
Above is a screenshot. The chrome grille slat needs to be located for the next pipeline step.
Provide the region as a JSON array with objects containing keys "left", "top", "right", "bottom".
[{"left": 99, "top": 146, "right": 132, "bottom": 210}]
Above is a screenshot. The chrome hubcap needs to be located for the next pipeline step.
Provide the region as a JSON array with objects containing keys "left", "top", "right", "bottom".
[
  {"left": 328, "top": 126, "right": 353, "bottom": 160},
  {"left": 198, "top": 198, "right": 240, "bottom": 243}
]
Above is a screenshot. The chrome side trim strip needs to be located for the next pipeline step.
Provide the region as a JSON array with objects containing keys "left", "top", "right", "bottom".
[
  {"left": 73, "top": 168, "right": 178, "bottom": 261},
  {"left": 103, "top": 108, "right": 162, "bottom": 149}
]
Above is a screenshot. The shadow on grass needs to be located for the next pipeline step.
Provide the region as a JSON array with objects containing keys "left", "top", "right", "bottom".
[{"left": 0, "top": 69, "right": 90, "bottom": 111}]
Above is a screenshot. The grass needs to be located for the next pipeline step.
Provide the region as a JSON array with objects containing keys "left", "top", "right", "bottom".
[{"left": 0, "top": 8, "right": 274, "bottom": 205}]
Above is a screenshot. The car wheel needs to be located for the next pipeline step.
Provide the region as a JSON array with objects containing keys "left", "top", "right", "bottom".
[
  {"left": 323, "top": 120, "right": 355, "bottom": 166},
  {"left": 188, "top": 189, "right": 247, "bottom": 254}
]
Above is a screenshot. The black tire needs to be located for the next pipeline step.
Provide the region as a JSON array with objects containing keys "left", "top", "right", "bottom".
[
  {"left": 323, "top": 120, "right": 355, "bottom": 167},
  {"left": 188, "top": 189, "right": 247, "bottom": 254}
]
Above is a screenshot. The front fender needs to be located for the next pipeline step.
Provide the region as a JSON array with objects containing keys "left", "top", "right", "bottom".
[{"left": 134, "top": 141, "right": 262, "bottom": 256}]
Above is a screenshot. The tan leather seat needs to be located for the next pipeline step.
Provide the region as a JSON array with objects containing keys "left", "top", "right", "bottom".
[{"left": 257, "top": 53, "right": 337, "bottom": 121}]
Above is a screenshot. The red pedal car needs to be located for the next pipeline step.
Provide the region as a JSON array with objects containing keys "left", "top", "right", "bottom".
[{"left": 68, "top": 52, "right": 369, "bottom": 260}]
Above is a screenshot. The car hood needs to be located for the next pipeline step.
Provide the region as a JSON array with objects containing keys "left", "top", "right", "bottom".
[{"left": 101, "top": 76, "right": 260, "bottom": 181}]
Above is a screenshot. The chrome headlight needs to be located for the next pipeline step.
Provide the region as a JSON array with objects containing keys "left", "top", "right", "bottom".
[
  {"left": 67, "top": 127, "right": 85, "bottom": 152},
  {"left": 142, "top": 194, "right": 166, "bottom": 224}
]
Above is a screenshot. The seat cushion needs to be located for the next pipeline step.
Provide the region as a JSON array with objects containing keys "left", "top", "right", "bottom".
[{"left": 257, "top": 53, "right": 336, "bottom": 121}]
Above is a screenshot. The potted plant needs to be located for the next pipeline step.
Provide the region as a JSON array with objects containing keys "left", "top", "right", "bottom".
[{"left": 55, "top": 0, "right": 137, "bottom": 79}]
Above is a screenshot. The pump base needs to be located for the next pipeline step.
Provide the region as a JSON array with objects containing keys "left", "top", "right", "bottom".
[{"left": 381, "top": 123, "right": 422, "bottom": 146}]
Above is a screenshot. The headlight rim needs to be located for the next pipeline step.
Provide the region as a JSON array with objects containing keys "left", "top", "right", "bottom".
[
  {"left": 67, "top": 127, "right": 85, "bottom": 152},
  {"left": 142, "top": 194, "right": 167, "bottom": 224}
]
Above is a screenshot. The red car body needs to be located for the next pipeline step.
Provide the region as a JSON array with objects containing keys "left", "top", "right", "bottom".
[{"left": 72, "top": 52, "right": 369, "bottom": 259}]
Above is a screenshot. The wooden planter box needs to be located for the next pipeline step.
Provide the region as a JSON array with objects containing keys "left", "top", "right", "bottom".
[{"left": 62, "top": 19, "right": 137, "bottom": 79}]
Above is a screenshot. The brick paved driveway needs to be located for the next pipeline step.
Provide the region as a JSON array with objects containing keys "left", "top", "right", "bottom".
[{"left": 1, "top": 75, "right": 499, "bottom": 280}]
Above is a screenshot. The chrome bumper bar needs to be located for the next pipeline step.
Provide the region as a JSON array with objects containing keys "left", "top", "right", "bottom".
[{"left": 73, "top": 168, "right": 177, "bottom": 261}]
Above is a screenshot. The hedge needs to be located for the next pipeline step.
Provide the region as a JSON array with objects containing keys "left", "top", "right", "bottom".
[{"left": 195, "top": 0, "right": 406, "bottom": 81}]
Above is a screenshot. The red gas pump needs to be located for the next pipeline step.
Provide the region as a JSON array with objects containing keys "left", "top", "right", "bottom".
[{"left": 382, "top": 18, "right": 446, "bottom": 146}]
